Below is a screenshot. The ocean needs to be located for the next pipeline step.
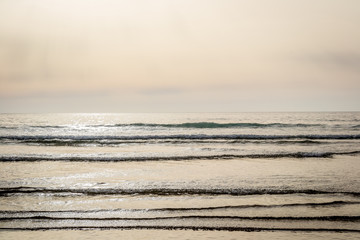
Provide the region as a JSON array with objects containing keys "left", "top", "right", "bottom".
[{"left": 0, "top": 112, "right": 359, "bottom": 239}]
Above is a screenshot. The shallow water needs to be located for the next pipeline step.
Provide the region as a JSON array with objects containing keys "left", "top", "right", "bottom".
[
  {"left": 1, "top": 229, "right": 360, "bottom": 240},
  {"left": 0, "top": 113, "right": 359, "bottom": 239}
]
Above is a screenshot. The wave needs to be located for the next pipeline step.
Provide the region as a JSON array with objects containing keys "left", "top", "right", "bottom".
[
  {"left": 1, "top": 226, "right": 359, "bottom": 232},
  {"left": 0, "top": 151, "right": 359, "bottom": 162},
  {"left": 1, "top": 187, "right": 359, "bottom": 196},
  {"left": 0, "top": 126, "right": 17, "bottom": 130},
  {"left": 0, "top": 138, "right": 337, "bottom": 147},
  {"left": 1, "top": 134, "right": 360, "bottom": 141},
  {"left": 1, "top": 215, "right": 359, "bottom": 221},
  {"left": 110, "top": 122, "right": 324, "bottom": 129},
  {"left": 0, "top": 122, "right": 324, "bottom": 130},
  {"left": 0, "top": 125, "right": 65, "bottom": 130},
  {"left": 1, "top": 201, "right": 358, "bottom": 215},
  {"left": 0, "top": 139, "right": 330, "bottom": 147},
  {"left": 143, "top": 201, "right": 360, "bottom": 211}
]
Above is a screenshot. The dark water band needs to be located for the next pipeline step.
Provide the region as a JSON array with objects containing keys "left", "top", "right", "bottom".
[{"left": 1, "top": 187, "right": 359, "bottom": 196}]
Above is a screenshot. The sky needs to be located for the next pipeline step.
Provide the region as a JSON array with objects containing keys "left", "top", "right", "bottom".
[{"left": 0, "top": 0, "right": 359, "bottom": 113}]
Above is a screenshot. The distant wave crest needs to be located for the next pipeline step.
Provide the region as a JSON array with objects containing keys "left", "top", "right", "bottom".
[
  {"left": 1, "top": 134, "right": 360, "bottom": 141},
  {"left": 0, "top": 122, "right": 324, "bottom": 130},
  {"left": 113, "top": 122, "right": 324, "bottom": 129},
  {"left": 1, "top": 151, "right": 359, "bottom": 162}
]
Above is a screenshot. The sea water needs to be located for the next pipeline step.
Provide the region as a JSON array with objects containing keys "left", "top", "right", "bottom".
[{"left": 0, "top": 112, "right": 359, "bottom": 239}]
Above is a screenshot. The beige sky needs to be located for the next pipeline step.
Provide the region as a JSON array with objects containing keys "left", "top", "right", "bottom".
[{"left": 0, "top": 0, "right": 359, "bottom": 112}]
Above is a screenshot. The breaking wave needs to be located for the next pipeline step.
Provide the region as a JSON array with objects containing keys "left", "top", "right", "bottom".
[
  {"left": 1, "top": 187, "right": 359, "bottom": 196},
  {"left": 0, "top": 122, "right": 325, "bottom": 130},
  {"left": 0, "top": 151, "right": 359, "bottom": 162},
  {"left": 110, "top": 122, "right": 324, "bottom": 129},
  {"left": 1, "top": 134, "right": 360, "bottom": 142},
  {"left": 1, "top": 201, "right": 359, "bottom": 214}
]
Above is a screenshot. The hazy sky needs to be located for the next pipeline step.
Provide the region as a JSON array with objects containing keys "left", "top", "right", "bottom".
[{"left": 0, "top": 0, "right": 359, "bottom": 112}]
